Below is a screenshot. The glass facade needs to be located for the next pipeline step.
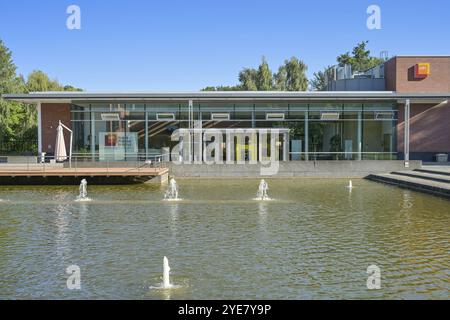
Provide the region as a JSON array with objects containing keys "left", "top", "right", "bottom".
[{"left": 70, "top": 101, "right": 398, "bottom": 161}]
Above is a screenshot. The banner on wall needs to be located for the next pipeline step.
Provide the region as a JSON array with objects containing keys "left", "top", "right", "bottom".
[{"left": 99, "top": 132, "right": 138, "bottom": 161}]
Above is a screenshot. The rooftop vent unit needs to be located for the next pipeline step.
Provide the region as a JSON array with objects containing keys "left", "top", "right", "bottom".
[
  {"left": 321, "top": 112, "right": 340, "bottom": 121},
  {"left": 365, "top": 64, "right": 385, "bottom": 79},
  {"left": 101, "top": 113, "right": 120, "bottom": 121},
  {"left": 336, "top": 65, "right": 352, "bottom": 80}
]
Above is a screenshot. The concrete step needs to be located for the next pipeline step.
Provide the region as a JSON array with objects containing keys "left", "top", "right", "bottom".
[
  {"left": 415, "top": 167, "right": 450, "bottom": 177},
  {"left": 393, "top": 170, "right": 450, "bottom": 184},
  {"left": 366, "top": 173, "right": 450, "bottom": 198}
]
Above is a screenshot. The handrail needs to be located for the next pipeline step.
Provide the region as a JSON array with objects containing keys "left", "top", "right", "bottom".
[{"left": 0, "top": 153, "right": 167, "bottom": 173}]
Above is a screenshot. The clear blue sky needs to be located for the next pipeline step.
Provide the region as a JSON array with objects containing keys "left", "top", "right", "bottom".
[{"left": 1, "top": 0, "right": 449, "bottom": 91}]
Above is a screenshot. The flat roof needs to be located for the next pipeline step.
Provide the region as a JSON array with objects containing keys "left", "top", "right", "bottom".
[
  {"left": 2, "top": 91, "right": 450, "bottom": 104},
  {"left": 389, "top": 55, "right": 450, "bottom": 58},
  {"left": 384, "top": 56, "right": 450, "bottom": 64}
]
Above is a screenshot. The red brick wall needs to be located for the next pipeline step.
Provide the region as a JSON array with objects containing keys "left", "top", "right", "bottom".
[
  {"left": 385, "top": 57, "right": 450, "bottom": 93},
  {"left": 41, "top": 103, "right": 72, "bottom": 154},
  {"left": 397, "top": 102, "right": 450, "bottom": 153},
  {"left": 384, "top": 57, "right": 397, "bottom": 91}
]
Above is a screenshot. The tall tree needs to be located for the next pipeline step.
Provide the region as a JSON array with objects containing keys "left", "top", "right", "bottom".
[
  {"left": 203, "top": 56, "right": 308, "bottom": 91},
  {"left": 0, "top": 38, "right": 82, "bottom": 153},
  {"left": 26, "top": 70, "right": 60, "bottom": 92},
  {"left": 238, "top": 68, "right": 258, "bottom": 91},
  {"left": 337, "top": 41, "right": 385, "bottom": 72},
  {"left": 26, "top": 70, "right": 82, "bottom": 92},
  {"left": 284, "top": 57, "right": 308, "bottom": 91},
  {"left": 273, "top": 65, "right": 287, "bottom": 91},
  {"left": 0, "top": 40, "right": 28, "bottom": 141},
  {"left": 336, "top": 52, "right": 352, "bottom": 67},
  {"left": 256, "top": 56, "right": 273, "bottom": 91}
]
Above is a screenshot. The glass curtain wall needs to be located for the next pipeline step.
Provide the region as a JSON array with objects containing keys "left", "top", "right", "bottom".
[
  {"left": 70, "top": 101, "right": 397, "bottom": 161},
  {"left": 198, "top": 102, "right": 252, "bottom": 162},
  {"left": 362, "top": 103, "right": 397, "bottom": 160},
  {"left": 307, "top": 102, "right": 396, "bottom": 160},
  {"left": 147, "top": 103, "right": 190, "bottom": 161}
]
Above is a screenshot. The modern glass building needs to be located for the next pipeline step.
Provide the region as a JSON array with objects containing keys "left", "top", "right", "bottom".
[
  {"left": 3, "top": 90, "right": 448, "bottom": 163},
  {"left": 3, "top": 56, "right": 450, "bottom": 163},
  {"left": 68, "top": 98, "right": 397, "bottom": 161}
]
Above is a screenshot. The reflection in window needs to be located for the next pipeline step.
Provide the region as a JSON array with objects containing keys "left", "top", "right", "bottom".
[{"left": 69, "top": 101, "right": 398, "bottom": 161}]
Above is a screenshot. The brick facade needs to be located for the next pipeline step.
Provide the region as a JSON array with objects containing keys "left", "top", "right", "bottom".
[
  {"left": 41, "top": 103, "right": 72, "bottom": 155},
  {"left": 385, "top": 56, "right": 450, "bottom": 92},
  {"left": 385, "top": 56, "right": 450, "bottom": 160},
  {"left": 397, "top": 102, "right": 450, "bottom": 160}
]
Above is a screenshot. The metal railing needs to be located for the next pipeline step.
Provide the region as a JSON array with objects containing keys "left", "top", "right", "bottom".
[
  {"left": 0, "top": 153, "right": 167, "bottom": 173},
  {"left": 0, "top": 151, "right": 399, "bottom": 173},
  {"left": 289, "top": 152, "right": 398, "bottom": 161}
]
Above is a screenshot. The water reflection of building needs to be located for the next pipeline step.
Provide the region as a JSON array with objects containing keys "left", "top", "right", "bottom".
[
  {"left": 4, "top": 56, "right": 450, "bottom": 163},
  {"left": 54, "top": 203, "right": 72, "bottom": 262}
]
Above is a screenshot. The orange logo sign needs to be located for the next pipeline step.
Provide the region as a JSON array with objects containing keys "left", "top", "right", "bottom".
[{"left": 414, "top": 63, "right": 430, "bottom": 78}]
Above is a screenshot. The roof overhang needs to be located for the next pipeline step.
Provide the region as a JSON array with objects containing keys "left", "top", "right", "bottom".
[{"left": 2, "top": 91, "right": 450, "bottom": 104}]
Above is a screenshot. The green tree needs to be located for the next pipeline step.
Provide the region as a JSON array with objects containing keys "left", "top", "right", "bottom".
[
  {"left": 273, "top": 65, "right": 287, "bottom": 91},
  {"left": 26, "top": 70, "right": 82, "bottom": 92},
  {"left": 256, "top": 56, "right": 273, "bottom": 91},
  {"left": 284, "top": 57, "right": 308, "bottom": 91},
  {"left": 0, "top": 39, "right": 28, "bottom": 142},
  {"left": 26, "top": 70, "right": 60, "bottom": 91},
  {"left": 310, "top": 66, "right": 332, "bottom": 91},
  {"left": 238, "top": 68, "right": 258, "bottom": 91},
  {"left": 336, "top": 52, "right": 352, "bottom": 67},
  {"left": 63, "top": 85, "right": 83, "bottom": 92},
  {"left": 337, "top": 41, "right": 385, "bottom": 72},
  {"left": 201, "top": 85, "right": 241, "bottom": 91},
  {"left": 203, "top": 56, "right": 308, "bottom": 91},
  {"left": 273, "top": 58, "right": 309, "bottom": 91},
  {"left": 0, "top": 38, "right": 82, "bottom": 154}
]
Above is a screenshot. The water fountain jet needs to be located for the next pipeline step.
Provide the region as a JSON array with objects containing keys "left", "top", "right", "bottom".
[
  {"left": 164, "top": 178, "right": 180, "bottom": 201},
  {"left": 162, "top": 256, "right": 171, "bottom": 289},
  {"left": 255, "top": 179, "right": 270, "bottom": 200},
  {"left": 76, "top": 179, "right": 91, "bottom": 201}
]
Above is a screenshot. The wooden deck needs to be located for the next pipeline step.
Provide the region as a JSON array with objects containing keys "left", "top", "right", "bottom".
[{"left": 0, "top": 166, "right": 169, "bottom": 177}]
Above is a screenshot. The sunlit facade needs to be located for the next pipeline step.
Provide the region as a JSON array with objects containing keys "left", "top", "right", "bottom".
[
  {"left": 3, "top": 55, "right": 450, "bottom": 163},
  {"left": 69, "top": 100, "right": 398, "bottom": 161}
]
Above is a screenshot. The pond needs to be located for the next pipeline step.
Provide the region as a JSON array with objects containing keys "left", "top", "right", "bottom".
[{"left": 0, "top": 179, "right": 448, "bottom": 299}]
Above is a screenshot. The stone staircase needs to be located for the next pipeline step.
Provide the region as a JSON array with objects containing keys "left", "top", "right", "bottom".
[{"left": 367, "top": 166, "right": 450, "bottom": 198}]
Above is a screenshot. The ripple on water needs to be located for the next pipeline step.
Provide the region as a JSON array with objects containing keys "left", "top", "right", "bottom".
[{"left": 0, "top": 179, "right": 449, "bottom": 299}]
